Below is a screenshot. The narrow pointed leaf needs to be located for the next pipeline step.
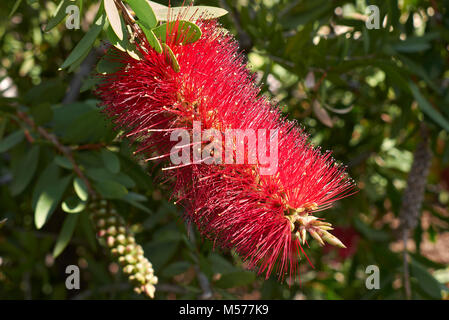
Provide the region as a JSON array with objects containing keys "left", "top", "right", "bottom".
[
  {"left": 32, "top": 161, "right": 60, "bottom": 209},
  {"left": 53, "top": 213, "right": 79, "bottom": 258},
  {"left": 152, "top": 20, "right": 202, "bottom": 45},
  {"left": 73, "top": 177, "right": 89, "bottom": 201},
  {"left": 11, "top": 145, "right": 40, "bottom": 196},
  {"left": 35, "top": 175, "right": 72, "bottom": 229},
  {"left": 409, "top": 81, "right": 449, "bottom": 132},
  {"left": 162, "top": 43, "right": 180, "bottom": 72},
  {"left": 45, "top": 0, "right": 72, "bottom": 32},
  {"left": 60, "top": 14, "right": 106, "bottom": 69},
  {"left": 101, "top": 149, "right": 120, "bottom": 173},
  {"left": 0, "top": 130, "right": 24, "bottom": 152},
  {"left": 94, "top": 180, "right": 128, "bottom": 199},
  {"left": 137, "top": 21, "right": 162, "bottom": 53},
  {"left": 126, "top": 0, "right": 157, "bottom": 29},
  {"left": 154, "top": 6, "right": 228, "bottom": 22},
  {"left": 9, "top": 0, "right": 23, "bottom": 17},
  {"left": 104, "top": 0, "right": 123, "bottom": 40}
]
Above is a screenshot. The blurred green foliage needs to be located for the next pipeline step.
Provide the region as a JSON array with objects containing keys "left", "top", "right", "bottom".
[{"left": 1, "top": 0, "right": 449, "bottom": 300}]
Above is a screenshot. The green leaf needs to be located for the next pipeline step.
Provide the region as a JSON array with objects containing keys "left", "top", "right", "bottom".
[
  {"left": 137, "top": 22, "right": 163, "bottom": 53},
  {"left": 32, "top": 161, "right": 60, "bottom": 209},
  {"left": 52, "top": 213, "right": 79, "bottom": 258},
  {"left": 24, "top": 79, "right": 66, "bottom": 104},
  {"left": 94, "top": 180, "right": 128, "bottom": 199},
  {"left": 105, "top": 18, "right": 141, "bottom": 60},
  {"left": 73, "top": 177, "right": 89, "bottom": 201},
  {"left": 45, "top": 0, "right": 72, "bottom": 32},
  {"left": 154, "top": 6, "right": 228, "bottom": 22},
  {"left": 162, "top": 43, "right": 180, "bottom": 72},
  {"left": 96, "top": 55, "right": 123, "bottom": 74},
  {"left": 152, "top": 20, "right": 202, "bottom": 45},
  {"left": 54, "top": 156, "right": 73, "bottom": 170},
  {"left": 122, "top": 193, "right": 152, "bottom": 214},
  {"left": 35, "top": 175, "right": 72, "bottom": 229},
  {"left": 10, "top": 145, "right": 40, "bottom": 196},
  {"left": 410, "top": 259, "right": 443, "bottom": 299},
  {"left": 124, "top": 192, "right": 147, "bottom": 202},
  {"left": 147, "top": 1, "right": 167, "bottom": 11},
  {"left": 60, "top": 14, "right": 106, "bottom": 69},
  {"left": 62, "top": 109, "right": 115, "bottom": 144},
  {"left": 104, "top": 0, "right": 123, "bottom": 40},
  {"left": 391, "top": 41, "right": 430, "bottom": 53},
  {"left": 105, "top": 15, "right": 128, "bottom": 52},
  {"left": 209, "top": 253, "right": 237, "bottom": 274},
  {"left": 79, "top": 211, "right": 97, "bottom": 251},
  {"left": 409, "top": 81, "right": 449, "bottom": 132},
  {"left": 0, "top": 130, "right": 24, "bottom": 153},
  {"left": 80, "top": 76, "right": 102, "bottom": 92},
  {"left": 86, "top": 167, "right": 135, "bottom": 188},
  {"left": 62, "top": 195, "right": 86, "bottom": 213},
  {"left": 9, "top": 0, "right": 23, "bottom": 17},
  {"left": 126, "top": 0, "right": 157, "bottom": 29},
  {"left": 215, "top": 271, "right": 256, "bottom": 289},
  {"left": 353, "top": 218, "right": 390, "bottom": 242},
  {"left": 0, "top": 118, "right": 7, "bottom": 139},
  {"left": 162, "top": 261, "right": 191, "bottom": 277},
  {"left": 101, "top": 149, "right": 120, "bottom": 173},
  {"left": 144, "top": 240, "right": 179, "bottom": 270}
]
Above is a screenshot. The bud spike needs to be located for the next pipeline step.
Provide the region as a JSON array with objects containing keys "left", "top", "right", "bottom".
[
  {"left": 308, "top": 229, "right": 325, "bottom": 246},
  {"left": 320, "top": 230, "right": 347, "bottom": 248}
]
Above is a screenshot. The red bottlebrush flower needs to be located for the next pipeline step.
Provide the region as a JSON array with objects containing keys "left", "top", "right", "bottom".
[{"left": 96, "top": 15, "right": 356, "bottom": 281}]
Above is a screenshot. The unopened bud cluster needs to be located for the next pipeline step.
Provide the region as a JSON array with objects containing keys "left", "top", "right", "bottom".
[
  {"left": 286, "top": 203, "right": 346, "bottom": 249},
  {"left": 89, "top": 200, "right": 157, "bottom": 298}
]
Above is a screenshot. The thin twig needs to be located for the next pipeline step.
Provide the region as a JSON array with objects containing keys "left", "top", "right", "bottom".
[
  {"left": 15, "top": 110, "right": 97, "bottom": 198},
  {"left": 399, "top": 124, "right": 432, "bottom": 300}
]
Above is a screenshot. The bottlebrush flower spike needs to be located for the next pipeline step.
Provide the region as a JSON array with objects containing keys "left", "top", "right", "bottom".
[{"left": 96, "top": 12, "right": 356, "bottom": 281}]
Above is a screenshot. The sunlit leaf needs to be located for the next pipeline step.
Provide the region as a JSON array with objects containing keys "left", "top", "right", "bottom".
[
  {"left": 62, "top": 195, "right": 86, "bottom": 213},
  {"left": 126, "top": 0, "right": 157, "bottom": 29},
  {"left": 35, "top": 175, "right": 72, "bottom": 229},
  {"left": 137, "top": 22, "right": 163, "bottom": 53},
  {"left": 154, "top": 6, "right": 228, "bottom": 22},
  {"left": 32, "top": 161, "right": 60, "bottom": 209},
  {"left": 104, "top": 0, "right": 123, "bottom": 40},
  {"left": 73, "top": 177, "right": 89, "bottom": 201},
  {"left": 152, "top": 20, "right": 202, "bottom": 45},
  {"left": 313, "top": 100, "right": 333, "bottom": 128},
  {"left": 162, "top": 43, "right": 180, "bottom": 72}
]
